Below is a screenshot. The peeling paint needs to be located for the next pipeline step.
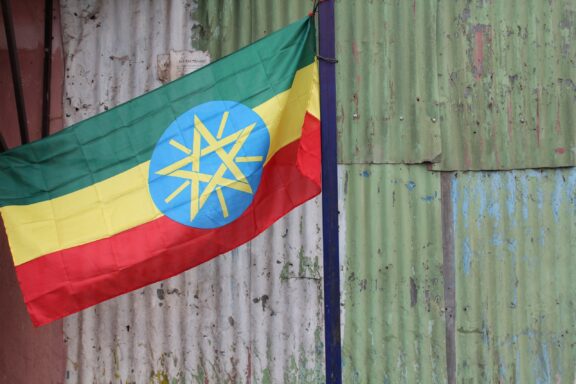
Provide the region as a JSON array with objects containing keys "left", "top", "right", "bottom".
[
  {"left": 433, "top": 0, "right": 576, "bottom": 170},
  {"left": 452, "top": 169, "right": 576, "bottom": 383},
  {"left": 472, "top": 25, "right": 489, "bottom": 81}
]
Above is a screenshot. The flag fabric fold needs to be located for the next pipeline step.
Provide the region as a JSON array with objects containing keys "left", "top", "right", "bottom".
[{"left": 0, "top": 16, "right": 321, "bottom": 326}]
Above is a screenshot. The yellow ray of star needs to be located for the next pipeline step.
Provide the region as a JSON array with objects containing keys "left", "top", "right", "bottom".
[
  {"left": 155, "top": 156, "right": 193, "bottom": 176},
  {"left": 217, "top": 111, "right": 229, "bottom": 139},
  {"left": 169, "top": 139, "right": 191, "bottom": 155},
  {"left": 156, "top": 129, "right": 245, "bottom": 177},
  {"left": 216, "top": 187, "right": 229, "bottom": 218},
  {"left": 194, "top": 115, "right": 255, "bottom": 184},
  {"left": 200, "top": 130, "right": 242, "bottom": 157},
  {"left": 169, "top": 170, "right": 251, "bottom": 194},
  {"left": 229, "top": 123, "right": 257, "bottom": 159},
  {"left": 198, "top": 163, "right": 229, "bottom": 208},
  {"left": 164, "top": 180, "right": 190, "bottom": 203},
  {"left": 190, "top": 125, "right": 202, "bottom": 221},
  {"left": 235, "top": 156, "right": 263, "bottom": 163}
]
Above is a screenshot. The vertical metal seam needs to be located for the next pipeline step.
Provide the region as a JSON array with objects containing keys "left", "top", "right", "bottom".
[
  {"left": 441, "top": 172, "right": 456, "bottom": 384},
  {"left": 318, "top": 1, "right": 342, "bottom": 383},
  {"left": 0, "top": 0, "right": 29, "bottom": 145},
  {"left": 41, "top": 0, "right": 54, "bottom": 138}
]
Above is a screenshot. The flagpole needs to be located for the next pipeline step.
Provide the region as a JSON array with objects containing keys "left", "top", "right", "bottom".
[{"left": 317, "top": 1, "right": 342, "bottom": 383}]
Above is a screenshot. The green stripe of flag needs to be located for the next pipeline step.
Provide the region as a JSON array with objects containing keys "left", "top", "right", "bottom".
[{"left": 0, "top": 17, "right": 315, "bottom": 207}]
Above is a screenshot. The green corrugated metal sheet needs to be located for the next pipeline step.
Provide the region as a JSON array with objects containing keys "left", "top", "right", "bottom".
[
  {"left": 337, "top": 0, "right": 575, "bottom": 170},
  {"left": 193, "top": 0, "right": 310, "bottom": 58},
  {"left": 342, "top": 164, "right": 447, "bottom": 383},
  {"left": 336, "top": 0, "right": 442, "bottom": 164},
  {"left": 452, "top": 169, "right": 576, "bottom": 382},
  {"left": 433, "top": 0, "right": 576, "bottom": 170}
]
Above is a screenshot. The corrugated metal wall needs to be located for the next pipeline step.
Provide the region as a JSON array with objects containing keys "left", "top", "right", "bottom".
[
  {"left": 341, "top": 164, "right": 447, "bottom": 383},
  {"left": 333, "top": 0, "right": 576, "bottom": 382},
  {"left": 433, "top": 0, "right": 576, "bottom": 170},
  {"left": 336, "top": 1, "right": 442, "bottom": 164},
  {"left": 57, "top": 0, "right": 576, "bottom": 382},
  {"left": 452, "top": 169, "right": 576, "bottom": 383},
  {"left": 337, "top": 0, "right": 576, "bottom": 170},
  {"left": 61, "top": 1, "right": 324, "bottom": 383}
]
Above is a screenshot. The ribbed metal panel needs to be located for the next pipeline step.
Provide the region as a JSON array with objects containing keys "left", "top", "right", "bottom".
[
  {"left": 432, "top": 0, "right": 576, "bottom": 170},
  {"left": 335, "top": 0, "right": 575, "bottom": 170},
  {"left": 452, "top": 169, "right": 576, "bottom": 382},
  {"left": 193, "top": 0, "right": 311, "bottom": 59},
  {"left": 60, "top": 1, "right": 324, "bottom": 382},
  {"left": 61, "top": 0, "right": 201, "bottom": 123},
  {"left": 335, "top": 0, "right": 442, "bottom": 164},
  {"left": 341, "top": 164, "right": 447, "bottom": 383}
]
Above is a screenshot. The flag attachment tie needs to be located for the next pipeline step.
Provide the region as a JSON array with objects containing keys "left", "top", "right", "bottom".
[
  {"left": 317, "top": 55, "right": 338, "bottom": 64},
  {"left": 309, "top": 0, "right": 326, "bottom": 17}
]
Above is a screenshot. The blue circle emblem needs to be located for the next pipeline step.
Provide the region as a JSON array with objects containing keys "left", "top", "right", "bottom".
[{"left": 148, "top": 101, "right": 270, "bottom": 229}]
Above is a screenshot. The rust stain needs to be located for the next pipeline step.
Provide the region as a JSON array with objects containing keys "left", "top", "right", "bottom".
[
  {"left": 246, "top": 346, "right": 252, "bottom": 384},
  {"left": 412, "top": 0, "right": 416, "bottom": 18},
  {"left": 555, "top": 147, "right": 566, "bottom": 154},
  {"left": 473, "top": 29, "right": 484, "bottom": 80},
  {"left": 470, "top": 24, "right": 492, "bottom": 82},
  {"left": 351, "top": 41, "right": 360, "bottom": 65}
]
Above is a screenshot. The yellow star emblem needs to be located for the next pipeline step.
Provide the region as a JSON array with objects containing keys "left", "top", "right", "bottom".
[{"left": 155, "top": 111, "right": 263, "bottom": 222}]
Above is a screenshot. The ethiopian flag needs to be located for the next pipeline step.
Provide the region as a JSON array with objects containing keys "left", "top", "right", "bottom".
[{"left": 0, "top": 17, "right": 321, "bottom": 326}]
